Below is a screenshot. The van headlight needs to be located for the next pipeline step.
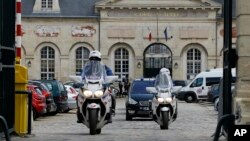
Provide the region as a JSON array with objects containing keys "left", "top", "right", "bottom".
[
  {"left": 83, "top": 90, "right": 92, "bottom": 98},
  {"left": 94, "top": 90, "right": 103, "bottom": 98}
]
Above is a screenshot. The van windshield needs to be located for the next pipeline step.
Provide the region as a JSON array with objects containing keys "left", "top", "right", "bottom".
[{"left": 190, "top": 78, "right": 203, "bottom": 87}]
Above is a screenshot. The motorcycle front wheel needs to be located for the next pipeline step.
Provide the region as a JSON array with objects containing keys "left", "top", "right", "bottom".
[
  {"left": 160, "top": 111, "right": 169, "bottom": 130},
  {"left": 89, "top": 109, "right": 98, "bottom": 135}
]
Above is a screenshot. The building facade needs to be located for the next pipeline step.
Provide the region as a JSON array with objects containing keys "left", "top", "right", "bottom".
[{"left": 21, "top": 0, "right": 223, "bottom": 82}]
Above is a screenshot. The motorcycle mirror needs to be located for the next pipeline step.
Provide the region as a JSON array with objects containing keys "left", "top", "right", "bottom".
[
  {"left": 106, "top": 76, "right": 119, "bottom": 84},
  {"left": 146, "top": 87, "right": 157, "bottom": 94},
  {"left": 69, "top": 75, "right": 82, "bottom": 83}
]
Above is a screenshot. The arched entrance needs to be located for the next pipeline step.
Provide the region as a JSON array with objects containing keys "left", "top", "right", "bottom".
[{"left": 143, "top": 43, "right": 172, "bottom": 78}]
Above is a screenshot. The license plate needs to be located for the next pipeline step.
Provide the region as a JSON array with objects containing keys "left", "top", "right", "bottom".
[{"left": 141, "top": 107, "right": 149, "bottom": 110}]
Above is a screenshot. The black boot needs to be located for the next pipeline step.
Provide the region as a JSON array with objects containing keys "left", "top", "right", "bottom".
[
  {"left": 76, "top": 108, "right": 82, "bottom": 123},
  {"left": 111, "top": 94, "right": 116, "bottom": 115}
]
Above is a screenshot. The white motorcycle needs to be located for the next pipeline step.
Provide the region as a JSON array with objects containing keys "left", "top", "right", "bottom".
[
  {"left": 146, "top": 72, "right": 177, "bottom": 130},
  {"left": 71, "top": 61, "right": 118, "bottom": 135}
]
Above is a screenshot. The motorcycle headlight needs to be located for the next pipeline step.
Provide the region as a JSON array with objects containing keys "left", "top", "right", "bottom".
[
  {"left": 94, "top": 90, "right": 103, "bottom": 98},
  {"left": 83, "top": 90, "right": 92, "bottom": 98},
  {"left": 157, "top": 97, "right": 164, "bottom": 103},
  {"left": 166, "top": 97, "right": 172, "bottom": 103}
]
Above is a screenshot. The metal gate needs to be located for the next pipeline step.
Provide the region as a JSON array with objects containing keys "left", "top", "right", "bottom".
[
  {"left": 143, "top": 43, "right": 172, "bottom": 78},
  {"left": 0, "top": 0, "right": 16, "bottom": 134}
]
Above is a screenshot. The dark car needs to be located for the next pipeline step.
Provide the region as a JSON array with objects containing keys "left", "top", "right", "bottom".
[
  {"left": 214, "top": 83, "right": 235, "bottom": 111},
  {"left": 207, "top": 84, "right": 219, "bottom": 103},
  {"left": 41, "top": 79, "right": 69, "bottom": 113},
  {"left": 125, "top": 78, "right": 155, "bottom": 120},
  {"left": 28, "top": 80, "right": 57, "bottom": 115}
]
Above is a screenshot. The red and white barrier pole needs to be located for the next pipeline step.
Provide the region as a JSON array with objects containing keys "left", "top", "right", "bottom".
[{"left": 16, "top": 0, "right": 22, "bottom": 63}]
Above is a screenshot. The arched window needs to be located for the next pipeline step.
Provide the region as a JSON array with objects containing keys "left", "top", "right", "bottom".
[
  {"left": 41, "top": 46, "right": 55, "bottom": 80},
  {"left": 186, "top": 48, "right": 201, "bottom": 80},
  {"left": 114, "top": 48, "right": 129, "bottom": 79},
  {"left": 75, "top": 47, "right": 90, "bottom": 75}
]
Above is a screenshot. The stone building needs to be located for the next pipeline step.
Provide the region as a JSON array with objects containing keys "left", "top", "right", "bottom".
[
  {"left": 233, "top": 0, "right": 250, "bottom": 125},
  {"left": 21, "top": 0, "right": 223, "bottom": 82}
]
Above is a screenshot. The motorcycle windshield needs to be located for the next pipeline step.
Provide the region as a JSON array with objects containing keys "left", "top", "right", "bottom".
[
  {"left": 155, "top": 73, "right": 170, "bottom": 91},
  {"left": 83, "top": 61, "right": 105, "bottom": 81}
]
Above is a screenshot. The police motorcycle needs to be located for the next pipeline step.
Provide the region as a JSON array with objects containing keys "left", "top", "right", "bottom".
[
  {"left": 71, "top": 60, "right": 118, "bottom": 135},
  {"left": 146, "top": 68, "right": 177, "bottom": 130}
]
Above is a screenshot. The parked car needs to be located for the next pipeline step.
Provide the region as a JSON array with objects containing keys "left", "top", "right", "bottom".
[
  {"left": 40, "top": 79, "right": 69, "bottom": 113},
  {"left": 27, "top": 84, "right": 47, "bottom": 119},
  {"left": 214, "top": 83, "right": 235, "bottom": 111},
  {"left": 125, "top": 78, "right": 155, "bottom": 120},
  {"left": 63, "top": 81, "right": 84, "bottom": 92},
  {"left": 28, "top": 80, "right": 57, "bottom": 115},
  {"left": 207, "top": 84, "right": 219, "bottom": 103},
  {"left": 64, "top": 85, "right": 78, "bottom": 112}
]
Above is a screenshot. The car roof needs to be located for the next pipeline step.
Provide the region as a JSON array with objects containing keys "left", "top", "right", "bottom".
[{"left": 130, "top": 79, "right": 155, "bottom": 94}]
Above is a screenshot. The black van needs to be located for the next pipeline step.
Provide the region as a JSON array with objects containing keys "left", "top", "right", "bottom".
[{"left": 41, "top": 79, "right": 69, "bottom": 113}]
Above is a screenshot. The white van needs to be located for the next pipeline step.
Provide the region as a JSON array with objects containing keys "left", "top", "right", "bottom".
[{"left": 176, "top": 68, "right": 236, "bottom": 103}]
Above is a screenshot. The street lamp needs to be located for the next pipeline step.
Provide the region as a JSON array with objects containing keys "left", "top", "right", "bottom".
[
  {"left": 27, "top": 60, "right": 31, "bottom": 68},
  {"left": 137, "top": 62, "right": 141, "bottom": 69},
  {"left": 174, "top": 62, "right": 178, "bottom": 69}
]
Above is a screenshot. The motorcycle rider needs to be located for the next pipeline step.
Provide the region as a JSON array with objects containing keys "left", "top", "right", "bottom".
[{"left": 76, "top": 50, "right": 116, "bottom": 123}]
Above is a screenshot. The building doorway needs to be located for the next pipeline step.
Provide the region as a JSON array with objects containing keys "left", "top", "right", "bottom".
[{"left": 143, "top": 43, "right": 172, "bottom": 78}]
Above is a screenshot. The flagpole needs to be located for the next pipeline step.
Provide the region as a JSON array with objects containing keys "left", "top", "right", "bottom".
[{"left": 157, "top": 12, "right": 159, "bottom": 42}]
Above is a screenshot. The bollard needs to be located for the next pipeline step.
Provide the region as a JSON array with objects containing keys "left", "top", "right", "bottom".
[{"left": 14, "top": 64, "right": 28, "bottom": 135}]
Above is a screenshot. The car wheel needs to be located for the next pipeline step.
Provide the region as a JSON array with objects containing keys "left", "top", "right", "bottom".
[
  {"left": 33, "top": 109, "right": 38, "bottom": 120},
  {"left": 49, "top": 111, "right": 58, "bottom": 116},
  {"left": 126, "top": 110, "right": 132, "bottom": 121},
  {"left": 185, "top": 94, "right": 195, "bottom": 103},
  {"left": 64, "top": 109, "right": 70, "bottom": 113}
]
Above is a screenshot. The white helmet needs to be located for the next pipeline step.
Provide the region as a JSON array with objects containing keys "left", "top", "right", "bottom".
[
  {"left": 160, "top": 68, "right": 170, "bottom": 75},
  {"left": 89, "top": 50, "right": 101, "bottom": 61}
]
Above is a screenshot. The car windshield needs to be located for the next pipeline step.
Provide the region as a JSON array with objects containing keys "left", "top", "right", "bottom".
[
  {"left": 130, "top": 80, "right": 155, "bottom": 94},
  {"left": 34, "top": 87, "right": 43, "bottom": 95},
  {"left": 44, "top": 83, "right": 53, "bottom": 91},
  {"left": 40, "top": 83, "right": 50, "bottom": 91},
  {"left": 83, "top": 60, "right": 105, "bottom": 80}
]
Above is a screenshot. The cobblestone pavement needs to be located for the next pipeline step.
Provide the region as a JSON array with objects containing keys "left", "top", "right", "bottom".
[{"left": 9, "top": 98, "right": 227, "bottom": 141}]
